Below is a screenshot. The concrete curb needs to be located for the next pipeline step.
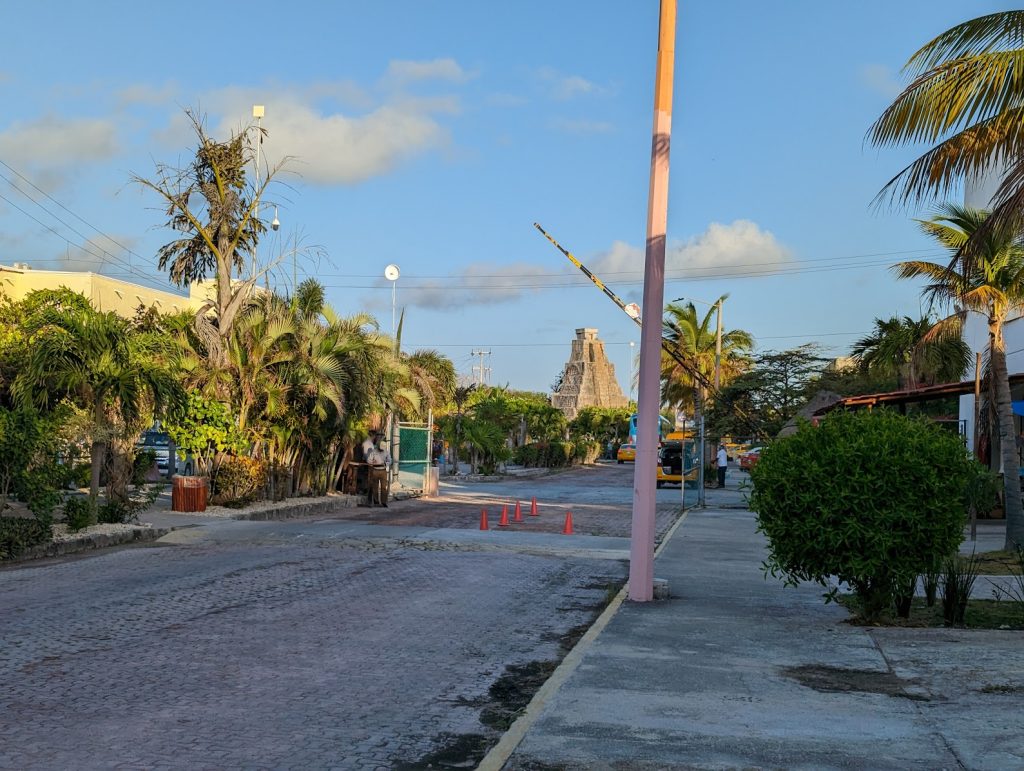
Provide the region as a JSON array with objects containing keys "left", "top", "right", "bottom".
[
  {"left": 224, "top": 495, "right": 362, "bottom": 521},
  {"left": 477, "top": 505, "right": 691, "bottom": 771},
  {"left": 5, "top": 526, "right": 175, "bottom": 566}
]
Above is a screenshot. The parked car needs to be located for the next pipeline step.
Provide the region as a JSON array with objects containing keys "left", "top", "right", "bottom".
[
  {"left": 136, "top": 430, "right": 172, "bottom": 475},
  {"left": 656, "top": 441, "right": 698, "bottom": 488},
  {"left": 617, "top": 443, "right": 636, "bottom": 463},
  {"left": 739, "top": 447, "right": 763, "bottom": 471}
]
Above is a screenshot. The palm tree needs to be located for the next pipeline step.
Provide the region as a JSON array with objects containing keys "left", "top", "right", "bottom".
[
  {"left": 404, "top": 349, "right": 456, "bottom": 419},
  {"left": 14, "top": 295, "right": 179, "bottom": 503},
  {"left": 661, "top": 297, "right": 753, "bottom": 419},
  {"left": 895, "top": 204, "right": 1024, "bottom": 548},
  {"left": 135, "top": 110, "right": 289, "bottom": 358},
  {"left": 869, "top": 11, "right": 1024, "bottom": 253},
  {"left": 852, "top": 315, "right": 970, "bottom": 389}
]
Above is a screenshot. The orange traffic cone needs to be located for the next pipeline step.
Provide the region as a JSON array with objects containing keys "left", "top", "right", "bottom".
[
  {"left": 513, "top": 501, "right": 523, "bottom": 522},
  {"left": 479, "top": 508, "right": 489, "bottom": 530},
  {"left": 562, "top": 511, "right": 574, "bottom": 535},
  {"left": 530, "top": 496, "right": 539, "bottom": 516},
  {"left": 498, "top": 504, "right": 510, "bottom": 527}
]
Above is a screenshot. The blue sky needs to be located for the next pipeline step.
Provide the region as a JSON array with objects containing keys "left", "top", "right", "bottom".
[{"left": 0, "top": 1, "right": 1012, "bottom": 393}]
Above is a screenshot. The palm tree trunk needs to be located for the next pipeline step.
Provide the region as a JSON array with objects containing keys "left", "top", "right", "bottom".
[
  {"left": 991, "top": 323, "right": 1024, "bottom": 548},
  {"left": 89, "top": 402, "right": 105, "bottom": 503}
]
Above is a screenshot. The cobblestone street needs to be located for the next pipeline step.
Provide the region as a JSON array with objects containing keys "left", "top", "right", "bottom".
[
  {"left": 337, "top": 461, "right": 693, "bottom": 539},
  {"left": 1, "top": 525, "right": 627, "bottom": 769}
]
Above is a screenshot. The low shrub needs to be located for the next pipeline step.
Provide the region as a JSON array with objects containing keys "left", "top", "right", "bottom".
[
  {"left": 97, "top": 484, "right": 162, "bottom": 524},
  {"left": 942, "top": 552, "right": 981, "bottom": 626},
  {"left": 131, "top": 449, "right": 158, "bottom": 485},
  {"left": 0, "top": 516, "right": 52, "bottom": 560},
  {"left": 210, "top": 456, "right": 267, "bottom": 507},
  {"left": 750, "top": 409, "right": 973, "bottom": 622},
  {"left": 63, "top": 497, "right": 96, "bottom": 532}
]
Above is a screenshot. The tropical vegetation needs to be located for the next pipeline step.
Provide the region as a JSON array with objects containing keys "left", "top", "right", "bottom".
[{"left": 894, "top": 205, "right": 1024, "bottom": 549}]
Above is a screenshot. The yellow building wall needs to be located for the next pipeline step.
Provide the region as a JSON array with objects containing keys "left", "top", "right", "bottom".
[{"left": 0, "top": 266, "right": 195, "bottom": 318}]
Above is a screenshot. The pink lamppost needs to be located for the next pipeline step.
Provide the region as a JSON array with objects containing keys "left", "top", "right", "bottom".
[{"left": 629, "top": 0, "right": 677, "bottom": 602}]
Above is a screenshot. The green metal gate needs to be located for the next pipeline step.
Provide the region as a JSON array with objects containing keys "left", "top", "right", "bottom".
[{"left": 397, "top": 423, "right": 431, "bottom": 491}]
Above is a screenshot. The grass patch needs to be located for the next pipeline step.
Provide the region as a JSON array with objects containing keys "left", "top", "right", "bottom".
[
  {"left": 839, "top": 595, "right": 1024, "bottom": 629},
  {"left": 973, "top": 550, "right": 1024, "bottom": 575}
]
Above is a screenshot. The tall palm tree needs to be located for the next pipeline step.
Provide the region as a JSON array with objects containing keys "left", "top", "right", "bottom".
[
  {"left": 870, "top": 11, "right": 1024, "bottom": 253},
  {"left": 852, "top": 315, "right": 970, "bottom": 389},
  {"left": 14, "top": 296, "right": 179, "bottom": 502},
  {"left": 895, "top": 204, "right": 1024, "bottom": 548},
  {"left": 661, "top": 297, "right": 753, "bottom": 417}
]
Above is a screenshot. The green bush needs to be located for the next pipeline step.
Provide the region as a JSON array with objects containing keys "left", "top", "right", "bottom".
[
  {"left": 0, "top": 517, "right": 52, "bottom": 560},
  {"left": 63, "top": 497, "right": 97, "bottom": 532},
  {"left": 131, "top": 449, "right": 158, "bottom": 485},
  {"left": 97, "top": 484, "right": 162, "bottom": 524},
  {"left": 210, "top": 456, "right": 267, "bottom": 507},
  {"left": 750, "top": 410, "right": 972, "bottom": 621}
]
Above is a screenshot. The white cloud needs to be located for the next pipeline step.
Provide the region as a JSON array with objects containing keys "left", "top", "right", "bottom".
[
  {"left": 487, "top": 92, "right": 528, "bottom": 108},
  {"left": 201, "top": 87, "right": 457, "bottom": 186},
  {"left": 590, "top": 221, "right": 791, "bottom": 277},
  {"left": 667, "top": 220, "right": 791, "bottom": 273},
  {"left": 539, "top": 67, "right": 606, "bottom": 100},
  {"left": 116, "top": 82, "right": 179, "bottom": 108},
  {"left": 375, "top": 221, "right": 790, "bottom": 311},
  {"left": 860, "top": 64, "right": 903, "bottom": 98},
  {"left": 389, "top": 262, "right": 561, "bottom": 310},
  {"left": 551, "top": 117, "right": 614, "bottom": 135},
  {"left": 0, "top": 115, "right": 118, "bottom": 167},
  {"left": 386, "top": 58, "right": 472, "bottom": 83}
]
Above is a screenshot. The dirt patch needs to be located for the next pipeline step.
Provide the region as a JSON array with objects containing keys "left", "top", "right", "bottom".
[
  {"left": 397, "top": 732, "right": 492, "bottom": 769},
  {"left": 782, "top": 664, "right": 929, "bottom": 701},
  {"left": 979, "top": 683, "right": 1024, "bottom": 695},
  {"left": 480, "top": 660, "right": 560, "bottom": 731}
]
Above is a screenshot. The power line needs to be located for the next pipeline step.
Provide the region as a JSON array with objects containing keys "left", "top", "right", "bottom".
[
  {"left": 297, "top": 246, "right": 947, "bottom": 279},
  {"left": 0, "top": 191, "right": 172, "bottom": 294},
  {"left": 307, "top": 255, "right": 933, "bottom": 290}
]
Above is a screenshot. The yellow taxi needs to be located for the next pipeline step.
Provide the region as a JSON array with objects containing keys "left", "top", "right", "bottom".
[
  {"left": 616, "top": 443, "right": 636, "bottom": 463},
  {"left": 656, "top": 440, "right": 699, "bottom": 488}
]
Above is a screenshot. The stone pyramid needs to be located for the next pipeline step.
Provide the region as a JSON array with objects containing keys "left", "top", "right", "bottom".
[{"left": 552, "top": 328, "right": 629, "bottom": 420}]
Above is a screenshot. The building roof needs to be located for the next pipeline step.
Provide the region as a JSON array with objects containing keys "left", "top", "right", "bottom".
[{"left": 813, "top": 374, "right": 1024, "bottom": 416}]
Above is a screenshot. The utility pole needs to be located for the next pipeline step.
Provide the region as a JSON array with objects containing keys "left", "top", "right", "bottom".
[
  {"left": 630, "top": 0, "right": 676, "bottom": 602},
  {"left": 714, "top": 298, "right": 723, "bottom": 392},
  {"left": 251, "top": 105, "right": 264, "bottom": 280},
  {"left": 471, "top": 349, "right": 492, "bottom": 387}
]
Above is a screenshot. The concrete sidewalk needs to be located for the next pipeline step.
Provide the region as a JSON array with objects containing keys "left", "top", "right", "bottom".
[{"left": 501, "top": 509, "right": 1024, "bottom": 770}]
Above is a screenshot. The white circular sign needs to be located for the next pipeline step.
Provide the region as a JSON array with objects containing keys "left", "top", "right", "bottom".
[
  {"left": 624, "top": 303, "right": 641, "bottom": 320},
  {"left": 384, "top": 264, "right": 400, "bottom": 281}
]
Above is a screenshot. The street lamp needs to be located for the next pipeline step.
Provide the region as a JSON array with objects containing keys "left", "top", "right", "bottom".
[
  {"left": 384, "top": 263, "right": 400, "bottom": 338},
  {"left": 251, "top": 105, "right": 265, "bottom": 280}
]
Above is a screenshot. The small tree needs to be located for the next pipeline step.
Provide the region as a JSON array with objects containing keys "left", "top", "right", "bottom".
[
  {"left": 164, "top": 393, "right": 246, "bottom": 476},
  {"left": 750, "top": 409, "right": 972, "bottom": 621}
]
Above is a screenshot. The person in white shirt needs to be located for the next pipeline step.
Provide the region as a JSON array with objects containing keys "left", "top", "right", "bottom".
[
  {"left": 716, "top": 444, "right": 728, "bottom": 489},
  {"left": 361, "top": 431, "right": 380, "bottom": 462},
  {"left": 366, "top": 437, "right": 392, "bottom": 507}
]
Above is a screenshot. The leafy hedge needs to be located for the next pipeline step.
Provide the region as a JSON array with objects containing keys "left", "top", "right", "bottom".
[
  {"left": 0, "top": 517, "right": 52, "bottom": 560},
  {"left": 750, "top": 409, "right": 972, "bottom": 620},
  {"left": 210, "top": 456, "right": 267, "bottom": 507},
  {"left": 513, "top": 440, "right": 601, "bottom": 468}
]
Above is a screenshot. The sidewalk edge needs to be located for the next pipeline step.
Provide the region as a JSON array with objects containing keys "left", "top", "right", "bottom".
[{"left": 476, "top": 506, "right": 691, "bottom": 771}]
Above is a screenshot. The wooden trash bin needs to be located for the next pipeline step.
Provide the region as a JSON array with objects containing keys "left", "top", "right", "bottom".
[{"left": 171, "top": 475, "right": 208, "bottom": 512}]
